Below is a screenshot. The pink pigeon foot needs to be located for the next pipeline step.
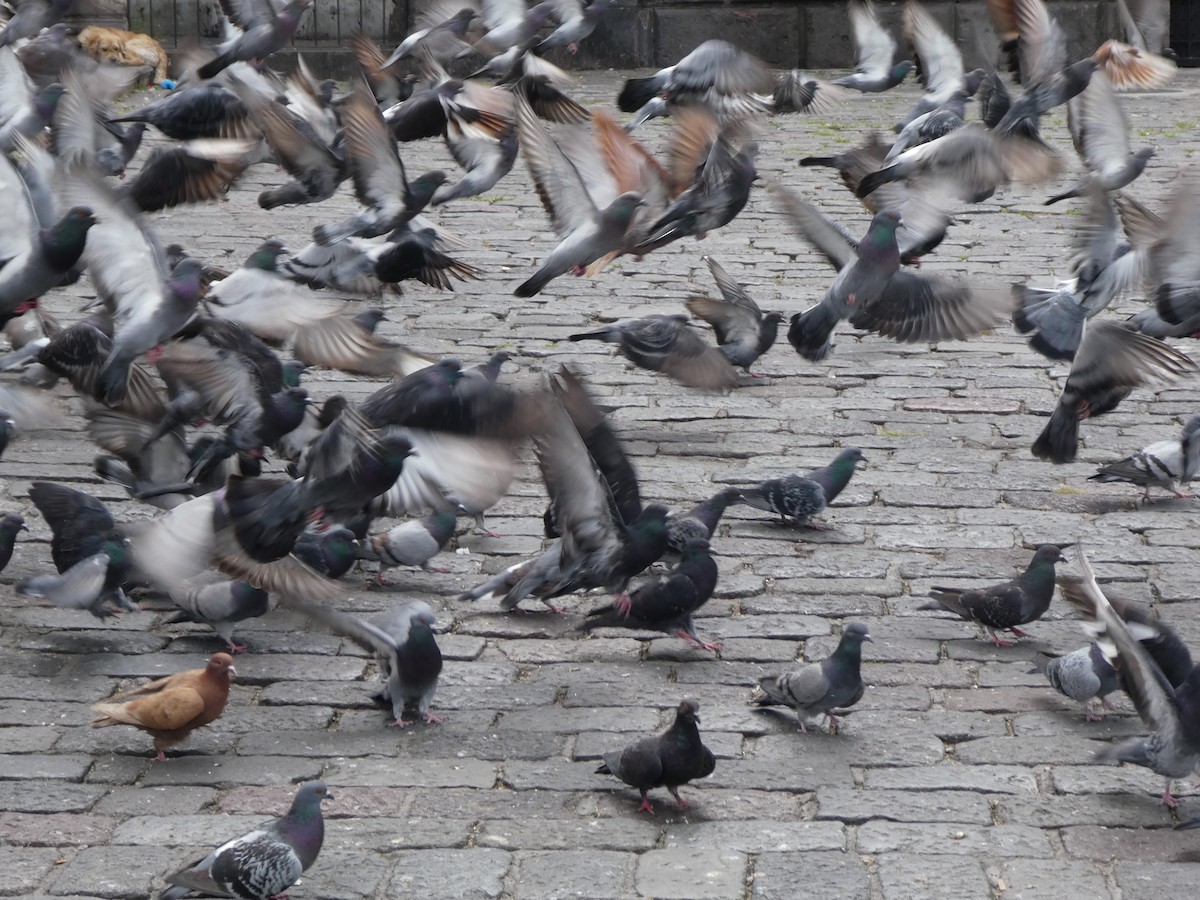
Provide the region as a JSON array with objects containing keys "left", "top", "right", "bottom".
[
  {"left": 1174, "top": 491, "right": 1197, "bottom": 499},
  {"left": 804, "top": 519, "right": 835, "bottom": 531},
  {"left": 375, "top": 571, "right": 392, "bottom": 586},
  {"left": 153, "top": 750, "right": 169, "bottom": 762},
  {"left": 989, "top": 632, "right": 1016, "bottom": 647},
  {"left": 1162, "top": 787, "right": 1179, "bottom": 809},
  {"left": 1083, "top": 706, "right": 1105, "bottom": 722},
  {"left": 423, "top": 711, "right": 446, "bottom": 725},
  {"left": 1101, "top": 696, "right": 1117, "bottom": 710},
  {"left": 423, "top": 565, "right": 452, "bottom": 574},
  {"left": 225, "top": 640, "right": 247, "bottom": 655},
  {"left": 388, "top": 716, "right": 415, "bottom": 728},
  {"left": 1009, "top": 627, "right": 1030, "bottom": 638},
  {"left": 614, "top": 592, "right": 633, "bottom": 617},
  {"left": 568, "top": 42, "right": 579, "bottom": 54},
  {"left": 637, "top": 796, "right": 655, "bottom": 814}
]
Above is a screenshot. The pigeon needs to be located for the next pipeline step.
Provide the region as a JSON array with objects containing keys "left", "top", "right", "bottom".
[
  {"left": 0, "top": 0, "right": 72, "bottom": 49},
  {"left": 685, "top": 257, "right": 783, "bottom": 376},
  {"left": 0, "top": 512, "right": 25, "bottom": 571},
  {"left": 1069, "top": 544, "right": 1200, "bottom": 808},
  {"left": 595, "top": 698, "right": 715, "bottom": 814},
  {"left": 1044, "top": 71, "right": 1153, "bottom": 205},
  {"left": 0, "top": 138, "right": 95, "bottom": 324},
  {"left": 91, "top": 652, "right": 236, "bottom": 761},
  {"left": 473, "top": 0, "right": 556, "bottom": 57},
  {"left": 665, "top": 487, "right": 741, "bottom": 554},
  {"left": 458, "top": 368, "right": 668, "bottom": 612},
  {"left": 834, "top": 0, "right": 913, "bottom": 93},
  {"left": 582, "top": 537, "right": 721, "bottom": 652},
  {"left": 1032, "top": 645, "right": 1120, "bottom": 721},
  {"left": 36, "top": 321, "right": 166, "bottom": 421},
  {"left": 617, "top": 39, "right": 775, "bottom": 129},
  {"left": 158, "top": 780, "right": 331, "bottom": 900},
  {"left": 1091, "top": 0, "right": 1176, "bottom": 91},
  {"left": 164, "top": 580, "right": 271, "bottom": 654},
  {"left": 1089, "top": 413, "right": 1200, "bottom": 501},
  {"left": 16, "top": 553, "right": 112, "bottom": 618},
  {"left": 738, "top": 448, "right": 865, "bottom": 528},
  {"left": 1138, "top": 173, "right": 1200, "bottom": 329},
  {"left": 568, "top": 314, "right": 739, "bottom": 391},
  {"left": 1012, "top": 185, "right": 1147, "bottom": 361},
  {"left": 358, "top": 510, "right": 457, "bottom": 584},
  {"left": 1032, "top": 322, "right": 1198, "bottom": 464},
  {"left": 536, "top": 0, "right": 610, "bottom": 54},
  {"left": 898, "top": 0, "right": 981, "bottom": 129},
  {"left": 290, "top": 309, "right": 434, "bottom": 378},
  {"left": 122, "top": 138, "right": 254, "bottom": 213},
  {"left": 291, "top": 526, "right": 360, "bottom": 580},
  {"left": 380, "top": 7, "right": 478, "bottom": 69},
  {"left": 921, "top": 544, "right": 1068, "bottom": 646},
  {"left": 751, "top": 622, "right": 873, "bottom": 732},
  {"left": 313, "top": 82, "right": 446, "bottom": 246},
  {"left": 197, "top": 0, "right": 314, "bottom": 80},
  {"left": 288, "top": 599, "right": 444, "bottom": 727},
  {"left": 28, "top": 481, "right": 136, "bottom": 615},
  {"left": 513, "top": 98, "right": 645, "bottom": 297},
  {"left": 87, "top": 409, "right": 199, "bottom": 511},
  {"left": 107, "top": 83, "right": 255, "bottom": 141},
  {"left": 0, "top": 48, "right": 65, "bottom": 152}
]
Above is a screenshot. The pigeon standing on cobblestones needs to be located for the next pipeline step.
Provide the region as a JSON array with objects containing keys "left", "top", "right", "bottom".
[
  {"left": 159, "top": 780, "right": 331, "bottom": 900},
  {"left": 1089, "top": 413, "right": 1200, "bottom": 500},
  {"left": 595, "top": 698, "right": 715, "bottom": 814},
  {"left": 289, "top": 599, "right": 444, "bottom": 727},
  {"left": 738, "top": 447, "right": 864, "bottom": 528},
  {"left": 1032, "top": 645, "right": 1120, "bottom": 721},
  {"left": 165, "top": 580, "right": 271, "bottom": 654},
  {"left": 91, "top": 652, "right": 236, "bottom": 762},
  {"left": 665, "top": 487, "right": 741, "bottom": 554},
  {"left": 751, "top": 622, "right": 872, "bottom": 732},
  {"left": 358, "top": 509, "right": 457, "bottom": 583},
  {"left": 922, "top": 544, "right": 1068, "bottom": 646},
  {"left": 1070, "top": 545, "right": 1200, "bottom": 808}
]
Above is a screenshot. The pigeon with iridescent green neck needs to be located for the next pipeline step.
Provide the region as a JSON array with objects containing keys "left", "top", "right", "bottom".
[{"left": 738, "top": 448, "right": 865, "bottom": 529}]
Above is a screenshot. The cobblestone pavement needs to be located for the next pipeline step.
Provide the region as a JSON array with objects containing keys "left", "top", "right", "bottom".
[{"left": 2, "top": 67, "right": 1200, "bottom": 900}]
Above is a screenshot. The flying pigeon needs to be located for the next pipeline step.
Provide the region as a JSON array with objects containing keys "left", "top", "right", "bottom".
[
  {"left": 16, "top": 553, "right": 112, "bottom": 618},
  {"left": 595, "top": 698, "right": 715, "bottom": 814},
  {"left": 921, "top": 544, "right": 1068, "bottom": 646},
  {"left": 158, "top": 780, "right": 331, "bottom": 900},
  {"left": 751, "top": 622, "right": 873, "bottom": 732},
  {"left": 685, "top": 257, "right": 783, "bottom": 376},
  {"left": 834, "top": 0, "right": 913, "bottom": 93},
  {"left": 0, "top": 512, "right": 25, "bottom": 572},
  {"left": 197, "top": 0, "right": 314, "bottom": 81},
  {"left": 568, "top": 314, "right": 739, "bottom": 391}
]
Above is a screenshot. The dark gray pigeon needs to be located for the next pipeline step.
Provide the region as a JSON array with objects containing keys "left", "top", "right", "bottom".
[
  {"left": 0, "top": 512, "right": 25, "bottom": 572},
  {"left": 16, "top": 553, "right": 112, "bottom": 618},
  {"left": 921, "top": 544, "right": 1068, "bottom": 646},
  {"left": 568, "top": 314, "right": 739, "bottom": 391},
  {"left": 582, "top": 537, "right": 721, "bottom": 652},
  {"left": 1089, "top": 413, "right": 1200, "bottom": 501},
  {"left": 595, "top": 698, "right": 715, "bottom": 814},
  {"left": 197, "top": 0, "right": 313, "bottom": 80},
  {"left": 1070, "top": 544, "right": 1200, "bottom": 809},
  {"left": 751, "top": 622, "right": 873, "bottom": 732},
  {"left": 1032, "top": 322, "right": 1197, "bottom": 464},
  {"left": 358, "top": 509, "right": 457, "bottom": 584},
  {"left": 158, "top": 780, "right": 331, "bottom": 900},
  {"left": 291, "top": 526, "right": 360, "bottom": 580},
  {"left": 738, "top": 448, "right": 865, "bottom": 528},
  {"left": 665, "top": 487, "right": 741, "bottom": 554},
  {"left": 289, "top": 598, "right": 444, "bottom": 727},
  {"left": 1032, "top": 645, "right": 1119, "bottom": 721},
  {"left": 0, "top": 0, "right": 72, "bottom": 49},
  {"left": 165, "top": 580, "right": 271, "bottom": 654},
  {"left": 685, "top": 257, "right": 783, "bottom": 376},
  {"left": 833, "top": 0, "right": 913, "bottom": 93}
]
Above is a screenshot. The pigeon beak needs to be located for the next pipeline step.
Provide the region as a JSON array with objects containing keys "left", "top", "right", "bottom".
[
  {"left": 227, "top": 665, "right": 238, "bottom": 678},
  {"left": 863, "top": 634, "right": 874, "bottom": 643}
]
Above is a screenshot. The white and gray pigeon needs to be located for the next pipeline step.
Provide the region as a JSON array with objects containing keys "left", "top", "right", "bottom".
[
  {"left": 358, "top": 509, "right": 457, "bottom": 584},
  {"left": 1032, "top": 644, "right": 1120, "bottom": 721},
  {"left": 1089, "top": 413, "right": 1200, "bottom": 500},
  {"left": 738, "top": 448, "right": 865, "bottom": 528},
  {"left": 16, "top": 552, "right": 111, "bottom": 618},
  {"left": 1071, "top": 544, "right": 1200, "bottom": 808},
  {"left": 751, "top": 622, "right": 873, "bottom": 732},
  {"left": 158, "top": 780, "right": 331, "bottom": 900},
  {"left": 289, "top": 599, "right": 445, "bottom": 727},
  {"left": 833, "top": 0, "right": 913, "bottom": 93},
  {"left": 165, "top": 580, "right": 271, "bottom": 654}
]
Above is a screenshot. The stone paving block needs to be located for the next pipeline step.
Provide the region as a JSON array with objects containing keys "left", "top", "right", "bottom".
[
  {"left": 1114, "top": 862, "right": 1200, "bottom": 900},
  {"left": 512, "top": 849, "right": 635, "bottom": 899},
  {"left": 324, "top": 757, "right": 497, "bottom": 788},
  {"left": 384, "top": 848, "right": 512, "bottom": 899},
  {"left": 139, "top": 756, "right": 323, "bottom": 788},
  {"left": 293, "top": 848, "right": 394, "bottom": 900},
  {"left": 0, "top": 812, "right": 116, "bottom": 846},
  {"left": 634, "top": 848, "right": 748, "bottom": 900},
  {"left": 0, "top": 847, "right": 64, "bottom": 897},
  {"left": 749, "top": 850, "right": 870, "bottom": 899},
  {"left": 48, "top": 845, "right": 179, "bottom": 898},
  {"left": 875, "top": 853, "right": 992, "bottom": 900},
  {"left": 816, "top": 786, "right": 992, "bottom": 825},
  {"left": 857, "top": 822, "right": 1054, "bottom": 858},
  {"left": 662, "top": 819, "right": 844, "bottom": 853},
  {"left": 1061, "top": 826, "right": 1197, "bottom": 862},
  {"left": 479, "top": 817, "right": 660, "bottom": 852},
  {"left": 998, "top": 858, "right": 1112, "bottom": 900}
]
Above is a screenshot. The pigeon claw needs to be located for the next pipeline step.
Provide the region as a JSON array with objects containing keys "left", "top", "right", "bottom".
[
  {"left": 614, "top": 592, "right": 633, "bottom": 617},
  {"left": 637, "top": 796, "right": 655, "bottom": 815},
  {"left": 1083, "top": 706, "right": 1105, "bottom": 723},
  {"left": 989, "top": 631, "right": 1016, "bottom": 647},
  {"left": 1009, "top": 627, "right": 1030, "bottom": 638},
  {"left": 225, "top": 640, "right": 248, "bottom": 655},
  {"left": 1162, "top": 786, "right": 1180, "bottom": 809},
  {"left": 423, "top": 711, "right": 446, "bottom": 725},
  {"left": 388, "top": 716, "right": 415, "bottom": 728}
]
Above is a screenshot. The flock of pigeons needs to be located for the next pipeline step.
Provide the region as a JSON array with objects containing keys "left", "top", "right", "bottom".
[{"left": 0, "top": 0, "right": 1198, "bottom": 894}]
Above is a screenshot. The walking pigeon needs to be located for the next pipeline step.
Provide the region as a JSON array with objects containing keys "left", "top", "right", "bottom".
[
  {"left": 751, "top": 622, "right": 873, "bottom": 732},
  {"left": 358, "top": 510, "right": 457, "bottom": 584},
  {"left": 1089, "top": 413, "right": 1200, "bottom": 500},
  {"left": 165, "top": 580, "right": 271, "bottom": 654},
  {"left": 158, "top": 780, "right": 331, "bottom": 900},
  {"left": 595, "top": 698, "right": 715, "bottom": 814},
  {"left": 1032, "top": 645, "right": 1120, "bottom": 721},
  {"left": 921, "top": 544, "right": 1068, "bottom": 646},
  {"left": 738, "top": 448, "right": 865, "bottom": 528}
]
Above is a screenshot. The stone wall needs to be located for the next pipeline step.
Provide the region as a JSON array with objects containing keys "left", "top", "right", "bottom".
[{"left": 70, "top": 0, "right": 1126, "bottom": 73}]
